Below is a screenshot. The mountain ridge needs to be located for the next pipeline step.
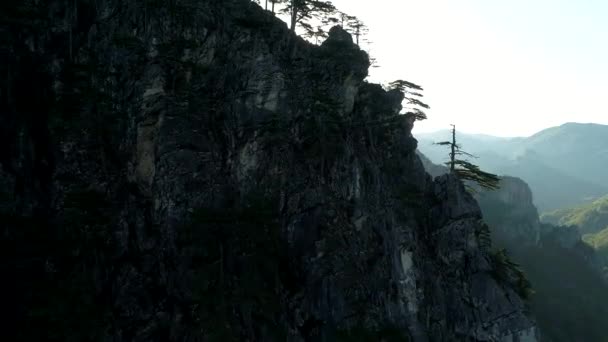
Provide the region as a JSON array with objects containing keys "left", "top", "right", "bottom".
[
  {"left": 417, "top": 122, "right": 608, "bottom": 140},
  {"left": 415, "top": 122, "right": 608, "bottom": 211}
]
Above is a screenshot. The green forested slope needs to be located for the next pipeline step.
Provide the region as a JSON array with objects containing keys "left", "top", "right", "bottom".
[
  {"left": 584, "top": 228, "right": 608, "bottom": 266},
  {"left": 542, "top": 195, "right": 608, "bottom": 234}
]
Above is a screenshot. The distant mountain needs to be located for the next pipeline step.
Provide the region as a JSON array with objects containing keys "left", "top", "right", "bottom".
[
  {"left": 415, "top": 122, "right": 608, "bottom": 211},
  {"left": 541, "top": 195, "right": 608, "bottom": 234},
  {"left": 414, "top": 130, "right": 519, "bottom": 163},
  {"left": 515, "top": 122, "right": 608, "bottom": 186},
  {"left": 496, "top": 152, "right": 607, "bottom": 211}
]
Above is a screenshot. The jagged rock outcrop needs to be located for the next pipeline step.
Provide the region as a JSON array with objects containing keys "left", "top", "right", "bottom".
[{"left": 1, "top": 0, "right": 537, "bottom": 341}]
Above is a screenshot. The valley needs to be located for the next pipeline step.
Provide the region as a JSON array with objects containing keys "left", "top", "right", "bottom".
[{"left": 418, "top": 131, "right": 608, "bottom": 341}]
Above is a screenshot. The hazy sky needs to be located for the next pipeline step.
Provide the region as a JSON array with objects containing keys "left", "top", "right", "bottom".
[{"left": 328, "top": 0, "right": 608, "bottom": 137}]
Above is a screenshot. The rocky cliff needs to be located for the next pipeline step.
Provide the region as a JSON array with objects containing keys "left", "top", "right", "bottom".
[
  {"left": 475, "top": 177, "right": 542, "bottom": 245},
  {"left": 474, "top": 176, "right": 599, "bottom": 255},
  {"left": 472, "top": 175, "right": 608, "bottom": 341},
  {"left": 416, "top": 151, "right": 448, "bottom": 179},
  {"left": 1, "top": 0, "right": 536, "bottom": 341}
]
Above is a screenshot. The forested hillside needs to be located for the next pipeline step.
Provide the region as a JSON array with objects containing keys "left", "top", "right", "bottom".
[
  {"left": 542, "top": 195, "right": 608, "bottom": 234},
  {"left": 542, "top": 195, "right": 608, "bottom": 278}
]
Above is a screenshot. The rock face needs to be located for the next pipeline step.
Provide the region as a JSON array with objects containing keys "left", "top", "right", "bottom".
[
  {"left": 472, "top": 176, "right": 608, "bottom": 341},
  {"left": 417, "top": 151, "right": 449, "bottom": 179},
  {"left": 474, "top": 175, "right": 603, "bottom": 268},
  {"left": 476, "top": 177, "right": 542, "bottom": 245},
  {"left": 474, "top": 176, "right": 597, "bottom": 253},
  {"left": 1, "top": 0, "right": 536, "bottom": 341}
]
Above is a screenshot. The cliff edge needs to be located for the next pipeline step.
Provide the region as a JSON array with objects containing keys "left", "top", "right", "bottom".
[{"left": 0, "top": 0, "right": 536, "bottom": 340}]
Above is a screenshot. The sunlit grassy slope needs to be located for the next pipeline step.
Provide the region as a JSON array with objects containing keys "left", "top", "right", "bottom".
[{"left": 542, "top": 195, "right": 608, "bottom": 234}]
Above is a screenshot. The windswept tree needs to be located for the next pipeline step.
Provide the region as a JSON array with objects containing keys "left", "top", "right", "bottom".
[
  {"left": 366, "top": 45, "right": 381, "bottom": 68},
  {"left": 436, "top": 125, "right": 500, "bottom": 190},
  {"left": 307, "top": 24, "right": 329, "bottom": 44},
  {"left": 388, "top": 79, "right": 430, "bottom": 121},
  {"left": 335, "top": 11, "right": 352, "bottom": 26},
  {"left": 251, "top": 0, "right": 287, "bottom": 15},
  {"left": 369, "top": 55, "right": 380, "bottom": 68},
  {"left": 345, "top": 16, "right": 368, "bottom": 45},
  {"left": 325, "top": 12, "right": 368, "bottom": 46},
  {"left": 281, "top": 0, "right": 336, "bottom": 32}
]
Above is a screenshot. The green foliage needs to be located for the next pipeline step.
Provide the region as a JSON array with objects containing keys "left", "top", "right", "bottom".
[
  {"left": 490, "top": 248, "right": 534, "bottom": 299},
  {"left": 453, "top": 160, "right": 501, "bottom": 191},
  {"left": 280, "top": 0, "right": 337, "bottom": 34},
  {"left": 387, "top": 79, "right": 429, "bottom": 121},
  {"left": 541, "top": 194, "right": 608, "bottom": 234},
  {"left": 345, "top": 16, "right": 368, "bottom": 46},
  {"left": 583, "top": 227, "right": 608, "bottom": 268},
  {"left": 436, "top": 125, "right": 500, "bottom": 190},
  {"left": 475, "top": 220, "right": 493, "bottom": 251}
]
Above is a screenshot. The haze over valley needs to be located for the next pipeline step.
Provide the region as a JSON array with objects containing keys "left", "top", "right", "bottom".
[{"left": 416, "top": 122, "right": 608, "bottom": 212}]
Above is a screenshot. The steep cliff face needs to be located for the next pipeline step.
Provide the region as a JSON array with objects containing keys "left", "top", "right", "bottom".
[
  {"left": 476, "top": 177, "right": 542, "bottom": 245},
  {"left": 1, "top": 0, "right": 536, "bottom": 341},
  {"left": 416, "top": 151, "right": 448, "bottom": 179},
  {"left": 474, "top": 176, "right": 598, "bottom": 254},
  {"left": 473, "top": 176, "right": 608, "bottom": 342}
]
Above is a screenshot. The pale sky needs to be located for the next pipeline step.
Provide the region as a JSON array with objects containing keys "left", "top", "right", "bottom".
[{"left": 325, "top": 0, "right": 608, "bottom": 137}]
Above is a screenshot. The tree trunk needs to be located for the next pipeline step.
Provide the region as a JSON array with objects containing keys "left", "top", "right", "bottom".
[
  {"left": 265, "top": 0, "right": 268, "bottom": 10},
  {"left": 290, "top": 0, "right": 298, "bottom": 31},
  {"left": 271, "top": 0, "right": 275, "bottom": 14}
]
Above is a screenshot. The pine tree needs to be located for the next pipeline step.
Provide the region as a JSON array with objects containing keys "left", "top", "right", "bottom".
[
  {"left": 435, "top": 125, "right": 500, "bottom": 190},
  {"left": 388, "top": 79, "right": 430, "bottom": 121},
  {"left": 308, "top": 25, "right": 328, "bottom": 44},
  {"left": 281, "top": 0, "right": 336, "bottom": 32},
  {"left": 345, "top": 16, "right": 368, "bottom": 46}
]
